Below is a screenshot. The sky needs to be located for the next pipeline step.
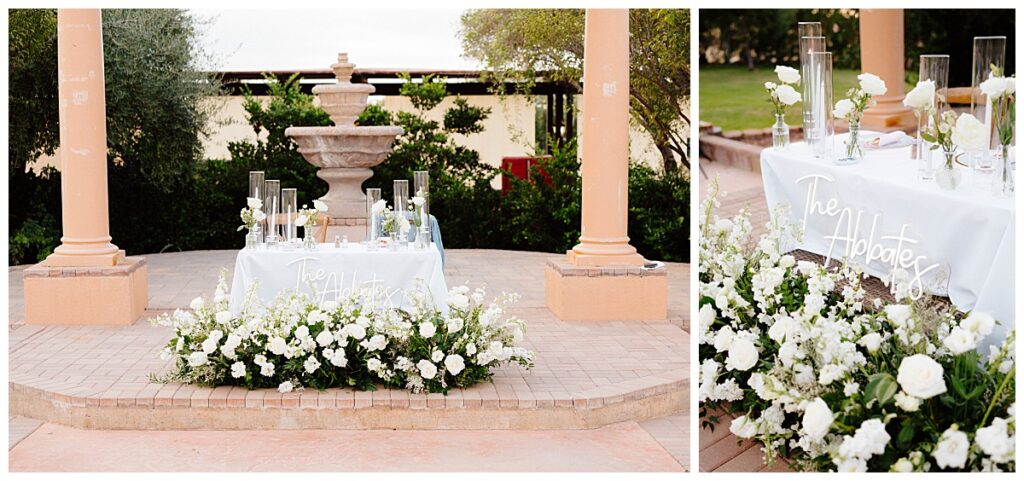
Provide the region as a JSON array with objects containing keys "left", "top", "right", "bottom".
[{"left": 191, "top": 8, "right": 481, "bottom": 72}]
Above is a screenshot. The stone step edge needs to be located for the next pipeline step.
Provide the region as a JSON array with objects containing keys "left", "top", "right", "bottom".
[{"left": 10, "top": 381, "right": 687, "bottom": 431}]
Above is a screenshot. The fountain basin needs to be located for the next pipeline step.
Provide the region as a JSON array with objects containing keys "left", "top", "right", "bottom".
[
  {"left": 285, "top": 125, "right": 404, "bottom": 169},
  {"left": 312, "top": 84, "right": 375, "bottom": 126}
]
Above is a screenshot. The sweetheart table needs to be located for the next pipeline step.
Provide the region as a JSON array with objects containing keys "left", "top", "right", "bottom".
[
  {"left": 761, "top": 134, "right": 1015, "bottom": 349},
  {"left": 229, "top": 243, "right": 448, "bottom": 315}
]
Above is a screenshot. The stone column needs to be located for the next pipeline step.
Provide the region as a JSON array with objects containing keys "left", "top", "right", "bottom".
[
  {"left": 24, "top": 9, "right": 147, "bottom": 326},
  {"left": 46, "top": 9, "right": 121, "bottom": 266},
  {"left": 859, "top": 9, "right": 915, "bottom": 131},
  {"left": 567, "top": 8, "right": 644, "bottom": 267},
  {"left": 544, "top": 9, "right": 667, "bottom": 321}
]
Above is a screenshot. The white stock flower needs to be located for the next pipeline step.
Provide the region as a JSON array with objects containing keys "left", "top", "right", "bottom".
[
  {"left": 980, "top": 75, "right": 1007, "bottom": 98},
  {"left": 713, "top": 326, "right": 735, "bottom": 352},
  {"left": 897, "top": 354, "right": 947, "bottom": 399},
  {"left": 367, "top": 357, "right": 382, "bottom": 373},
  {"left": 934, "top": 426, "right": 969, "bottom": 469},
  {"left": 729, "top": 415, "right": 759, "bottom": 438},
  {"left": 858, "top": 72, "right": 887, "bottom": 96},
  {"left": 767, "top": 316, "right": 796, "bottom": 343},
  {"left": 230, "top": 361, "right": 246, "bottom": 378},
  {"left": 952, "top": 113, "right": 987, "bottom": 152},
  {"left": 833, "top": 98, "right": 855, "bottom": 118},
  {"left": 885, "top": 304, "right": 911, "bottom": 325},
  {"left": 215, "top": 311, "right": 232, "bottom": 324},
  {"left": 268, "top": 337, "right": 288, "bottom": 355},
  {"left": 726, "top": 337, "right": 758, "bottom": 371},
  {"left": 894, "top": 391, "right": 921, "bottom": 412},
  {"left": 802, "top": 397, "right": 834, "bottom": 440},
  {"left": 775, "top": 65, "right": 801, "bottom": 84},
  {"left": 364, "top": 334, "right": 387, "bottom": 351},
  {"left": 313, "top": 199, "right": 328, "bottom": 212},
  {"left": 962, "top": 311, "right": 995, "bottom": 337},
  {"left": 247, "top": 197, "right": 263, "bottom": 210},
  {"left": 346, "top": 323, "right": 366, "bottom": 341},
  {"left": 903, "top": 80, "right": 935, "bottom": 110},
  {"left": 303, "top": 356, "right": 321, "bottom": 374},
  {"left": 859, "top": 332, "right": 882, "bottom": 353},
  {"left": 444, "top": 354, "right": 466, "bottom": 376},
  {"left": 278, "top": 381, "right": 294, "bottom": 393},
  {"left": 431, "top": 350, "right": 445, "bottom": 363},
  {"left": 260, "top": 361, "right": 275, "bottom": 377},
  {"left": 417, "top": 359, "right": 438, "bottom": 379},
  {"left": 975, "top": 418, "right": 1014, "bottom": 463},
  {"left": 445, "top": 316, "right": 464, "bottom": 333},
  {"left": 419, "top": 322, "right": 437, "bottom": 338},
  {"left": 188, "top": 351, "right": 208, "bottom": 367},
  {"left": 943, "top": 327, "right": 976, "bottom": 354},
  {"left": 190, "top": 296, "right": 205, "bottom": 310},
  {"left": 774, "top": 84, "right": 801, "bottom": 105},
  {"left": 448, "top": 293, "right": 470, "bottom": 310},
  {"left": 764, "top": 81, "right": 777, "bottom": 90},
  {"left": 466, "top": 343, "right": 477, "bottom": 356}
]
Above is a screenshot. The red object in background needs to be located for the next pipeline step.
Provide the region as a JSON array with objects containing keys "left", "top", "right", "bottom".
[{"left": 501, "top": 156, "right": 553, "bottom": 194}]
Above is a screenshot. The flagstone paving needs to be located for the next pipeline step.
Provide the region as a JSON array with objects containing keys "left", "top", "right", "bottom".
[{"left": 9, "top": 249, "right": 688, "bottom": 432}]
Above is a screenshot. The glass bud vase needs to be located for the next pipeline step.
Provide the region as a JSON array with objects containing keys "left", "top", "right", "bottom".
[
  {"left": 936, "top": 150, "right": 962, "bottom": 190},
  {"left": 992, "top": 144, "right": 1014, "bottom": 197},
  {"left": 388, "top": 231, "right": 398, "bottom": 251},
  {"left": 771, "top": 113, "right": 790, "bottom": 150},
  {"left": 837, "top": 118, "right": 864, "bottom": 165},
  {"left": 245, "top": 227, "right": 259, "bottom": 249},
  {"left": 415, "top": 223, "right": 429, "bottom": 249},
  {"left": 302, "top": 227, "right": 317, "bottom": 251}
]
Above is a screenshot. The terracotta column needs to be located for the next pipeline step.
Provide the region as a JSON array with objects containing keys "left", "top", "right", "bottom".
[
  {"left": 859, "top": 9, "right": 915, "bottom": 131},
  {"left": 46, "top": 9, "right": 122, "bottom": 266},
  {"left": 567, "top": 9, "right": 644, "bottom": 267}
]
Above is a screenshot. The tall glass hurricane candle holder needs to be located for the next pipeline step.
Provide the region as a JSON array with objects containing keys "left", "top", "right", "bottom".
[
  {"left": 799, "top": 34, "right": 826, "bottom": 147},
  {"left": 281, "top": 188, "right": 298, "bottom": 243},
  {"left": 809, "top": 51, "right": 834, "bottom": 160},
  {"left": 249, "top": 171, "right": 265, "bottom": 244},
  {"left": 393, "top": 180, "right": 410, "bottom": 244},
  {"left": 413, "top": 170, "right": 431, "bottom": 244},
  {"left": 263, "top": 180, "right": 281, "bottom": 244},
  {"left": 366, "top": 188, "right": 382, "bottom": 244},
  {"left": 916, "top": 54, "right": 949, "bottom": 180},
  {"left": 971, "top": 36, "right": 1006, "bottom": 170}
]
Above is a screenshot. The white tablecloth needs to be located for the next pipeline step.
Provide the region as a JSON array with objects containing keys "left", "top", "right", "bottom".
[
  {"left": 761, "top": 135, "right": 1015, "bottom": 348},
  {"left": 229, "top": 244, "right": 448, "bottom": 315}
]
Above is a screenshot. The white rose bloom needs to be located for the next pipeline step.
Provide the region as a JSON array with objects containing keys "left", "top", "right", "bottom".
[
  {"left": 934, "top": 426, "right": 969, "bottom": 469},
  {"left": 321, "top": 300, "right": 339, "bottom": 312},
  {"left": 419, "top": 322, "right": 437, "bottom": 338},
  {"left": 260, "top": 361, "right": 275, "bottom": 377},
  {"left": 726, "top": 337, "right": 758, "bottom": 371},
  {"left": 952, "top": 112, "right": 987, "bottom": 152},
  {"left": 764, "top": 81, "right": 776, "bottom": 90},
  {"left": 347, "top": 324, "right": 366, "bottom": 341},
  {"left": 962, "top": 311, "right": 995, "bottom": 337},
  {"left": 833, "top": 98, "right": 855, "bottom": 119},
  {"left": 836, "top": 458, "right": 867, "bottom": 472},
  {"left": 329, "top": 350, "right": 348, "bottom": 367},
  {"left": 411, "top": 196, "right": 426, "bottom": 207},
  {"left": 774, "top": 84, "right": 801, "bottom": 105},
  {"left": 365, "top": 334, "right": 387, "bottom": 351},
  {"left": 268, "top": 337, "right": 288, "bottom": 355},
  {"left": 445, "top": 354, "right": 466, "bottom": 376},
  {"left": 446, "top": 316, "right": 464, "bottom": 333},
  {"left": 188, "top": 351, "right": 208, "bottom": 367},
  {"left": 466, "top": 343, "right": 477, "bottom": 356},
  {"left": 278, "top": 381, "right": 294, "bottom": 393},
  {"left": 979, "top": 75, "right": 1007, "bottom": 98},
  {"left": 942, "top": 326, "right": 976, "bottom": 354},
  {"left": 858, "top": 72, "right": 888, "bottom": 96},
  {"left": 417, "top": 359, "right": 438, "bottom": 379},
  {"left": 859, "top": 332, "right": 883, "bottom": 353},
  {"left": 371, "top": 199, "right": 387, "bottom": 216},
  {"left": 247, "top": 197, "right": 263, "bottom": 210},
  {"left": 779, "top": 254, "right": 796, "bottom": 268},
  {"left": 891, "top": 458, "right": 915, "bottom": 472},
  {"left": 975, "top": 417, "right": 1014, "bottom": 463},
  {"left": 367, "top": 357, "right": 382, "bottom": 373},
  {"left": 713, "top": 326, "right": 735, "bottom": 352},
  {"left": 313, "top": 199, "right": 328, "bottom": 212},
  {"left": 894, "top": 391, "right": 921, "bottom": 412},
  {"left": 303, "top": 356, "right": 321, "bottom": 374},
  {"left": 843, "top": 382, "right": 859, "bottom": 396},
  {"left": 775, "top": 65, "right": 801, "bottom": 84},
  {"left": 431, "top": 349, "right": 445, "bottom": 363},
  {"left": 903, "top": 80, "right": 936, "bottom": 110},
  {"left": 729, "top": 415, "right": 759, "bottom": 438},
  {"left": 884, "top": 304, "right": 912, "bottom": 325},
  {"left": 897, "top": 354, "right": 947, "bottom": 399},
  {"left": 1004, "top": 77, "right": 1015, "bottom": 94},
  {"left": 448, "top": 293, "right": 470, "bottom": 310},
  {"left": 802, "top": 397, "right": 834, "bottom": 440},
  {"left": 315, "top": 330, "right": 334, "bottom": 348},
  {"left": 190, "top": 296, "right": 205, "bottom": 310},
  {"left": 254, "top": 210, "right": 267, "bottom": 222},
  {"left": 295, "top": 214, "right": 308, "bottom": 227},
  {"left": 230, "top": 361, "right": 246, "bottom": 378}
]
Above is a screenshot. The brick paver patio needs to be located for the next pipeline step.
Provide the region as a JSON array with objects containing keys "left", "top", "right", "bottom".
[{"left": 9, "top": 249, "right": 688, "bottom": 431}]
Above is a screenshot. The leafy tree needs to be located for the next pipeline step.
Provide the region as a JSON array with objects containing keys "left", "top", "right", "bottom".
[{"left": 459, "top": 9, "right": 690, "bottom": 172}]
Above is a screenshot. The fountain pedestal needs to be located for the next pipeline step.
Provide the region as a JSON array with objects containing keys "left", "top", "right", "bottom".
[{"left": 285, "top": 53, "right": 403, "bottom": 241}]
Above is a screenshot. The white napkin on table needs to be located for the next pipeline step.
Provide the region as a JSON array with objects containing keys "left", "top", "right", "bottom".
[{"left": 865, "top": 131, "right": 914, "bottom": 149}]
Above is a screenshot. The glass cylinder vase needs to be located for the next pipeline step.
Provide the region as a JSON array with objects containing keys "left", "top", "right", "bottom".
[
  {"left": 799, "top": 35, "right": 826, "bottom": 147},
  {"left": 936, "top": 150, "right": 962, "bottom": 190},
  {"left": 836, "top": 118, "right": 864, "bottom": 165},
  {"left": 263, "top": 179, "right": 281, "bottom": 244},
  {"left": 413, "top": 170, "right": 431, "bottom": 244},
  {"left": 772, "top": 113, "right": 790, "bottom": 150},
  {"left": 366, "top": 187, "right": 382, "bottom": 244},
  {"left": 393, "top": 180, "right": 409, "bottom": 244},
  {"left": 993, "top": 144, "right": 1015, "bottom": 197},
  {"left": 971, "top": 36, "right": 1006, "bottom": 168},
  {"left": 281, "top": 188, "right": 298, "bottom": 243},
  {"left": 915, "top": 113, "right": 935, "bottom": 181},
  {"left": 248, "top": 171, "right": 265, "bottom": 244},
  {"left": 245, "top": 226, "right": 260, "bottom": 249},
  {"left": 808, "top": 51, "right": 834, "bottom": 160}
]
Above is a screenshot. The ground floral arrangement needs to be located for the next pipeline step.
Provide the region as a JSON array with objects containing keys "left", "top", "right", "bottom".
[
  {"left": 698, "top": 184, "right": 1015, "bottom": 472},
  {"left": 152, "top": 275, "right": 533, "bottom": 394}
]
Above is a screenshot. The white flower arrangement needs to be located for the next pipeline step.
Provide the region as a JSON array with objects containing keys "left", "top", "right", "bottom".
[
  {"left": 833, "top": 72, "right": 887, "bottom": 121},
  {"left": 765, "top": 65, "right": 802, "bottom": 116},
  {"left": 295, "top": 199, "right": 328, "bottom": 229},
  {"left": 152, "top": 274, "right": 534, "bottom": 394},
  {"left": 980, "top": 66, "right": 1016, "bottom": 149},
  {"left": 238, "top": 197, "right": 267, "bottom": 232},
  {"left": 699, "top": 182, "right": 1015, "bottom": 472}
]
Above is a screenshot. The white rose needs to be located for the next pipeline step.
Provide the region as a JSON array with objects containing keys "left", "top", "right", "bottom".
[
  {"left": 774, "top": 84, "right": 801, "bottom": 105},
  {"left": 726, "top": 337, "right": 758, "bottom": 371},
  {"left": 313, "top": 199, "right": 328, "bottom": 212},
  {"left": 729, "top": 415, "right": 759, "bottom": 438},
  {"left": 891, "top": 458, "right": 915, "bottom": 472},
  {"left": 254, "top": 210, "right": 267, "bottom": 222},
  {"left": 942, "top": 326, "right": 976, "bottom": 355},
  {"left": 247, "top": 197, "right": 263, "bottom": 210},
  {"left": 961, "top": 311, "right": 995, "bottom": 337},
  {"left": 448, "top": 293, "right": 469, "bottom": 310},
  {"left": 884, "top": 304, "right": 912, "bottom": 325},
  {"left": 371, "top": 199, "right": 387, "bottom": 216},
  {"left": 295, "top": 214, "right": 308, "bottom": 227},
  {"left": 952, "top": 112, "right": 987, "bottom": 152},
  {"left": 303, "top": 356, "right": 321, "bottom": 374},
  {"left": 775, "top": 65, "right": 801, "bottom": 84},
  {"left": 1004, "top": 77, "right": 1015, "bottom": 94},
  {"left": 347, "top": 324, "right": 366, "bottom": 341},
  {"left": 417, "top": 359, "right": 438, "bottom": 380},
  {"left": 278, "top": 381, "right": 294, "bottom": 393},
  {"left": 444, "top": 354, "right": 466, "bottom": 376},
  {"left": 431, "top": 349, "right": 444, "bottom": 363},
  {"left": 367, "top": 358, "right": 382, "bottom": 372},
  {"left": 903, "top": 80, "right": 935, "bottom": 110},
  {"left": 419, "top": 322, "right": 437, "bottom": 338},
  {"left": 975, "top": 418, "right": 1014, "bottom": 463},
  {"left": 858, "top": 72, "right": 888, "bottom": 96},
  {"left": 802, "top": 397, "right": 834, "bottom": 440},
  {"left": 779, "top": 254, "right": 795, "bottom": 268},
  {"left": 934, "top": 426, "right": 969, "bottom": 469},
  {"left": 188, "top": 351, "right": 208, "bottom": 367},
  {"left": 764, "top": 81, "right": 777, "bottom": 90},
  {"left": 190, "top": 296, "right": 205, "bottom": 310},
  {"left": 897, "top": 354, "right": 947, "bottom": 399},
  {"left": 466, "top": 343, "right": 477, "bottom": 356},
  {"left": 859, "top": 332, "right": 882, "bottom": 353},
  {"left": 894, "top": 391, "right": 921, "bottom": 412},
  {"left": 833, "top": 98, "right": 855, "bottom": 118},
  {"left": 268, "top": 336, "right": 288, "bottom": 356},
  {"left": 713, "top": 326, "right": 735, "bottom": 352},
  {"left": 445, "top": 316, "right": 464, "bottom": 333},
  {"left": 979, "top": 75, "right": 1007, "bottom": 98},
  {"left": 411, "top": 196, "right": 426, "bottom": 207},
  {"left": 230, "top": 361, "right": 246, "bottom": 378},
  {"left": 315, "top": 329, "right": 334, "bottom": 347}
]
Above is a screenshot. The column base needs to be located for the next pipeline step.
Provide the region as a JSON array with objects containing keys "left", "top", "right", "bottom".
[
  {"left": 567, "top": 246, "right": 645, "bottom": 266},
  {"left": 23, "top": 256, "right": 148, "bottom": 326},
  {"left": 544, "top": 259, "right": 667, "bottom": 321},
  {"left": 861, "top": 105, "right": 916, "bottom": 133},
  {"left": 44, "top": 248, "right": 124, "bottom": 267}
]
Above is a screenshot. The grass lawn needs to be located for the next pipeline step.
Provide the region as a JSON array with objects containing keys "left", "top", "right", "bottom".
[{"left": 699, "top": 65, "right": 862, "bottom": 132}]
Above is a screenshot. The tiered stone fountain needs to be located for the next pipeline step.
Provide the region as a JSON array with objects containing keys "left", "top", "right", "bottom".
[{"left": 285, "top": 53, "right": 403, "bottom": 241}]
